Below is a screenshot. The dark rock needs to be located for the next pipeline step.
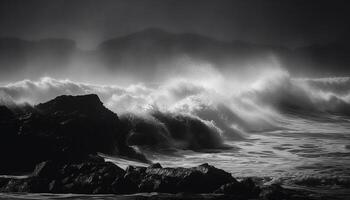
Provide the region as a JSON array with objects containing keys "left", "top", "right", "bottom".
[
  {"left": 32, "top": 160, "right": 61, "bottom": 179},
  {"left": 86, "top": 154, "right": 105, "bottom": 163},
  {"left": 149, "top": 163, "right": 163, "bottom": 169},
  {"left": 0, "top": 106, "right": 22, "bottom": 173},
  {"left": 35, "top": 94, "right": 106, "bottom": 116},
  {"left": 48, "top": 180, "right": 61, "bottom": 193},
  {"left": 62, "top": 182, "right": 75, "bottom": 192},
  {"left": 127, "top": 163, "right": 235, "bottom": 193},
  {"left": 139, "top": 174, "right": 178, "bottom": 193},
  {"left": 1, "top": 158, "right": 129, "bottom": 194},
  {"left": 178, "top": 163, "right": 235, "bottom": 193},
  {"left": 0, "top": 177, "right": 49, "bottom": 193},
  {"left": 38, "top": 160, "right": 125, "bottom": 194},
  {"left": 0, "top": 94, "right": 149, "bottom": 174},
  {"left": 32, "top": 94, "right": 121, "bottom": 156},
  {"left": 124, "top": 165, "right": 147, "bottom": 186},
  {"left": 111, "top": 176, "right": 138, "bottom": 194},
  {"left": 0, "top": 105, "right": 16, "bottom": 121},
  {"left": 0, "top": 178, "right": 10, "bottom": 188},
  {"left": 32, "top": 154, "right": 106, "bottom": 180},
  {"left": 214, "top": 178, "right": 260, "bottom": 198},
  {"left": 0, "top": 159, "right": 312, "bottom": 199}
]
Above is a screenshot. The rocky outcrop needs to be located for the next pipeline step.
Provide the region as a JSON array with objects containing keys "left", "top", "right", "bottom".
[
  {"left": 2, "top": 161, "right": 233, "bottom": 194},
  {"left": 0, "top": 94, "right": 317, "bottom": 199},
  {"left": 128, "top": 163, "right": 236, "bottom": 193},
  {"left": 215, "top": 178, "right": 261, "bottom": 198},
  {"left": 0, "top": 105, "right": 22, "bottom": 173},
  {"left": 0, "top": 160, "right": 312, "bottom": 200},
  {"left": 0, "top": 94, "right": 147, "bottom": 174},
  {"left": 0, "top": 155, "right": 135, "bottom": 194}
]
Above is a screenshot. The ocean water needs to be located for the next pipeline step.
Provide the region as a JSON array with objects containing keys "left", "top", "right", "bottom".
[
  {"left": 106, "top": 113, "right": 350, "bottom": 199},
  {"left": 2, "top": 119, "right": 349, "bottom": 199},
  {"left": 1, "top": 67, "right": 350, "bottom": 199}
]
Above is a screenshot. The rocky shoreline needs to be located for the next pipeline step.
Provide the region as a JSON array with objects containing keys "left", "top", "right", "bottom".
[
  {"left": 0, "top": 154, "right": 313, "bottom": 200},
  {"left": 0, "top": 94, "right": 315, "bottom": 199}
]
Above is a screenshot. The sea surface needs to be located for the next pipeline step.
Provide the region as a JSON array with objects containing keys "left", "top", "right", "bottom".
[
  {"left": 110, "top": 113, "right": 350, "bottom": 200},
  {"left": 2, "top": 120, "right": 350, "bottom": 199},
  {"left": 1, "top": 74, "right": 350, "bottom": 199}
]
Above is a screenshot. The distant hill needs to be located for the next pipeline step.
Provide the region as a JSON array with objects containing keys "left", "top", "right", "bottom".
[
  {"left": 98, "top": 28, "right": 282, "bottom": 72},
  {"left": 0, "top": 28, "right": 349, "bottom": 82}
]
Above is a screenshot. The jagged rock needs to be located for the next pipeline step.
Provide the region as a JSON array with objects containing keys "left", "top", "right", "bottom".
[
  {"left": 32, "top": 94, "right": 121, "bottom": 155},
  {"left": 0, "top": 177, "right": 49, "bottom": 193},
  {"left": 124, "top": 165, "right": 147, "bottom": 186},
  {"left": 32, "top": 160, "right": 60, "bottom": 179},
  {"left": 1, "top": 158, "right": 130, "bottom": 194},
  {"left": 139, "top": 174, "right": 178, "bottom": 193},
  {"left": 149, "top": 163, "right": 163, "bottom": 169},
  {"left": 126, "top": 163, "right": 235, "bottom": 193},
  {"left": 0, "top": 94, "right": 149, "bottom": 174},
  {"left": 48, "top": 180, "right": 61, "bottom": 193},
  {"left": 36, "top": 94, "right": 109, "bottom": 115},
  {"left": 57, "top": 161, "right": 125, "bottom": 193},
  {"left": 214, "top": 178, "right": 260, "bottom": 198},
  {"left": 0, "top": 105, "right": 16, "bottom": 121},
  {"left": 0, "top": 106, "right": 23, "bottom": 173},
  {"left": 111, "top": 176, "right": 138, "bottom": 194},
  {"left": 0, "top": 178, "right": 9, "bottom": 188},
  {"left": 86, "top": 154, "right": 106, "bottom": 163},
  {"left": 0, "top": 160, "right": 312, "bottom": 199}
]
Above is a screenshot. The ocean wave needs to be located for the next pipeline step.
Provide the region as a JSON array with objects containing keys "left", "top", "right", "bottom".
[
  {"left": 1, "top": 65, "right": 350, "bottom": 152},
  {"left": 120, "top": 111, "right": 227, "bottom": 152}
]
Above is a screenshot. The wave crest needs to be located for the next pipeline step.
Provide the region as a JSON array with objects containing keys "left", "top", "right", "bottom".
[
  {"left": 1, "top": 66, "right": 350, "bottom": 151},
  {"left": 120, "top": 111, "right": 227, "bottom": 151}
]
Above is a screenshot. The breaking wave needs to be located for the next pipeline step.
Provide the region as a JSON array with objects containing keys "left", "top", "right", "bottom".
[
  {"left": 120, "top": 111, "right": 227, "bottom": 151},
  {"left": 1, "top": 63, "right": 350, "bottom": 152}
]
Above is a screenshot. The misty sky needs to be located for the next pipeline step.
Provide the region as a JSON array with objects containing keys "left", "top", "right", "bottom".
[{"left": 1, "top": 0, "right": 349, "bottom": 49}]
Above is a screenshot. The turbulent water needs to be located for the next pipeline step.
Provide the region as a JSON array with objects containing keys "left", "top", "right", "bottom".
[{"left": 1, "top": 62, "right": 350, "bottom": 199}]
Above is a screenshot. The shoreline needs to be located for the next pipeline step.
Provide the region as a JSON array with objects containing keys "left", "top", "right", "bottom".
[{"left": 0, "top": 155, "right": 316, "bottom": 200}]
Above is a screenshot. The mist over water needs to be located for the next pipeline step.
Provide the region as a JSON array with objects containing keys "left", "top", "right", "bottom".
[
  {"left": 1, "top": 0, "right": 350, "bottom": 198},
  {"left": 1, "top": 53, "right": 350, "bottom": 198}
]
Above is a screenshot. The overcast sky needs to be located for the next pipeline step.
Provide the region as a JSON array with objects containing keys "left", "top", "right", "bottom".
[{"left": 0, "top": 0, "right": 349, "bottom": 48}]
